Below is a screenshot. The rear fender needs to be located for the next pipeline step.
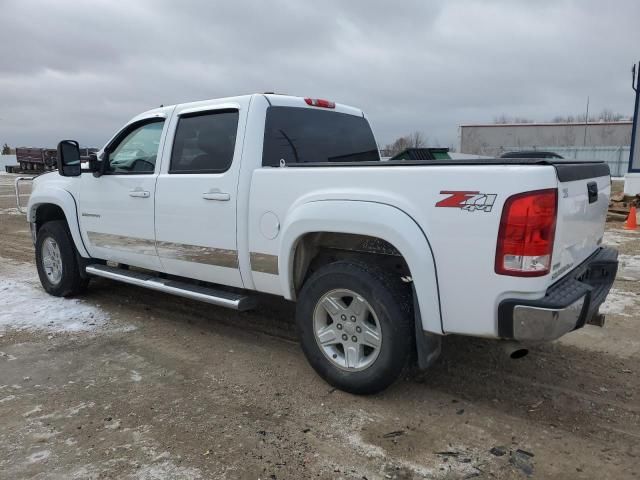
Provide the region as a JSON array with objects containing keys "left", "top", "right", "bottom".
[{"left": 279, "top": 200, "right": 442, "bottom": 334}]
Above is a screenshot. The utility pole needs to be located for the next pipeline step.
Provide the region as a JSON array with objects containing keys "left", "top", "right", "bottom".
[
  {"left": 624, "top": 61, "right": 640, "bottom": 196},
  {"left": 583, "top": 96, "right": 590, "bottom": 146}
]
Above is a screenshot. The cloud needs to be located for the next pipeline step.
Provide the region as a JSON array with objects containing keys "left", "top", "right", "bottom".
[{"left": 0, "top": 0, "right": 638, "bottom": 149}]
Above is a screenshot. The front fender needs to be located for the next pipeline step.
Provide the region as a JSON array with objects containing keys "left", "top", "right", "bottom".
[
  {"left": 279, "top": 200, "right": 442, "bottom": 334},
  {"left": 27, "top": 187, "right": 90, "bottom": 258}
]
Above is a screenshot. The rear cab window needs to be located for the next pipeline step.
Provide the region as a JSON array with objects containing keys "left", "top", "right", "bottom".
[
  {"left": 262, "top": 107, "right": 380, "bottom": 166},
  {"left": 170, "top": 109, "right": 239, "bottom": 174}
]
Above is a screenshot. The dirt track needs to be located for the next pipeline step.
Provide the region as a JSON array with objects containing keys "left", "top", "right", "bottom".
[{"left": 1, "top": 174, "right": 639, "bottom": 479}]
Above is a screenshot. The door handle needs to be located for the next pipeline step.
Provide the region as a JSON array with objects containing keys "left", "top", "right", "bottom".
[
  {"left": 129, "top": 189, "right": 150, "bottom": 198},
  {"left": 202, "top": 192, "right": 230, "bottom": 201}
]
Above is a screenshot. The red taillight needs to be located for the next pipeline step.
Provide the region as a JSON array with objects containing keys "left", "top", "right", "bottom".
[
  {"left": 304, "top": 98, "right": 335, "bottom": 109},
  {"left": 495, "top": 189, "right": 558, "bottom": 277}
]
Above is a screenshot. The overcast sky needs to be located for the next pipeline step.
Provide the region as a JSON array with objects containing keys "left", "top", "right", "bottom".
[{"left": 1, "top": 0, "right": 639, "bottom": 149}]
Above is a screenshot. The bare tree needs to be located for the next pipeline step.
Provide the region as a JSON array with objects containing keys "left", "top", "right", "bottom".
[
  {"left": 1, "top": 143, "right": 11, "bottom": 155},
  {"left": 407, "top": 131, "right": 426, "bottom": 148},
  {"left": 550, "top": 109, "right": 628, "bottom": 123},
  {"left": 383, "top": 131, "right": 427, "bottom": 156},
  {"left": 493, "top": 115, "right": 534, "bottom": 124}
]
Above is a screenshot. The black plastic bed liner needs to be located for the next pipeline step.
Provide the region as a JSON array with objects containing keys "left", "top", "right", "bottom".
[{"left": 285, "top": 159, "right": 610, "bottom": 182}]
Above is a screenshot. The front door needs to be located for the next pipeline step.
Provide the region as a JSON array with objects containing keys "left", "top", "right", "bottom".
[
  {"left": 78, "top": 114, "right": 171, "bottom": 271},
  {"left": 154, "top": 101, "right": 247, "bottom": 288}
]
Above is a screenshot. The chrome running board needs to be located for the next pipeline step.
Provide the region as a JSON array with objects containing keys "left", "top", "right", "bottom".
[{"left": 85, "top": 264, "right": 256, "bottom": 311}]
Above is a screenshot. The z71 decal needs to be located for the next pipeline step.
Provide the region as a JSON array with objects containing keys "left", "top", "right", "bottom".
[{"left": 436, "top": 191, "right": 497, "bottom": 212}]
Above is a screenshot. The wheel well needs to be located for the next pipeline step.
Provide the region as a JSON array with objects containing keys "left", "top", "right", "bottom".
[
  {"left": 292, "top": 232, "right": 411, "bottom": 295},
  {"left": 35, "top": 204, "right": 67, "bottom": 232}
]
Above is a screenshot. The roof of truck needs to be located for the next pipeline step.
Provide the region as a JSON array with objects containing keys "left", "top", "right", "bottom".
[{"left": 137, "top": 94, "right": 364, "bottom": 119}]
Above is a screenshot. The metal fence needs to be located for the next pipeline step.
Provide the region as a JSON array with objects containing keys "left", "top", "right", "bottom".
[{"left": 505, "top": 146, "right": 630, "bottom": 177}]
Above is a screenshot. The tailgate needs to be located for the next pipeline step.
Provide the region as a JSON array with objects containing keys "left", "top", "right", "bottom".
[{"left": 551, "top": 163, "right": 610, "bottom": 281}]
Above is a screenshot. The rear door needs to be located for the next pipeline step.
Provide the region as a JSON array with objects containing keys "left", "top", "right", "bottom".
[
  {"left": 551, "top": 163, "right": 610, "bottom": 281},
  {"left": 154, "top": 99, "right": 249, "bottom": 288}
]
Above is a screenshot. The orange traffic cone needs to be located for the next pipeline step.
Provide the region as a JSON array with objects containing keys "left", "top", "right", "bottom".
[{"left": 625, "top": 205, "right": 638, "bottom": 230}]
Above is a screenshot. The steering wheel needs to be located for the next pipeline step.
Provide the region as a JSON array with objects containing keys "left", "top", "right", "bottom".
[{"left": 130, "top": 158, "right": 155, "bottom": 172}]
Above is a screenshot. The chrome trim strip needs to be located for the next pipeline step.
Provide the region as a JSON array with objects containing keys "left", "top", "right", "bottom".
[
  {"left": 87, "top": 231, "right": 157, "bottom": 256},
  {"left": 250, "top": 252, "right": 279, "bottom": 275},
  {"left": 85, "top": 265, "right": 255, "bottom": 311},
  {"left": 86, "top": 231, "right": 239, "bottom": 268},
  {"left": 157, "top": 241, "right": 238, "bottom": 268}
]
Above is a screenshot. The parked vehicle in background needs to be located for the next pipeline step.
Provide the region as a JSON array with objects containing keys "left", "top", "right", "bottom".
[
  {"left": 7, "top": 147, "right": 98, "bottom": 173},
  {"left": 389, "top": 147, "right": 451, "bottom": 161},
  {"left": 14, "top": 147, "right": 57, "bottom": 172},
  {"left": 22, "top": 94, "right": 618, "bottom": 394},
  {"left": 501, "top": 150, "right": 564, "bottom": 159}
]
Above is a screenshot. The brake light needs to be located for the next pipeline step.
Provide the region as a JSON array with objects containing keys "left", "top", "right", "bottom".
[
  {"left": 304, "top": 98, "right": 335, "bottom": 109},
  {"left": 495, "top": 189, "right": 557, "bottom": 277}
]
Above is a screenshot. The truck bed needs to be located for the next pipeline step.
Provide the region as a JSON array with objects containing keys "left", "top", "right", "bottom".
[{"left": 287, "top": 159, "right": 610, "bottom": 181}]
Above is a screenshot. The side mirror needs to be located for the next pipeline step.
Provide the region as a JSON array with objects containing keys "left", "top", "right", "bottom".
[
  {"left": 91, "top": 149, "right": 110, "bottom": 177},
  {"left": 57, "top": 140, "right": 81, "bottom": 177},
  {"left": 88, "top": 152, "right": 101, "bottom": 173}
]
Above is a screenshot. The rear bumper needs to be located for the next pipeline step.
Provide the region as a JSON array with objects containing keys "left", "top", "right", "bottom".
[{"left": 498, "top": 247, "right": 618, "bottom": 342}]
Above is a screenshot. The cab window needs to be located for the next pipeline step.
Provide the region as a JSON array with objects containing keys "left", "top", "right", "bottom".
[
  {"left": 169, "top": 109, "right": 239, "bottom": 174},
  {"left": 107, "top": 120, "right": 165, "bottom": 174}
]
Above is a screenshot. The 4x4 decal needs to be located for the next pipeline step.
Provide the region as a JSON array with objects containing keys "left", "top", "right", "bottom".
[{"left": 436, "top": 191, "right": 497, "bottom": 212}]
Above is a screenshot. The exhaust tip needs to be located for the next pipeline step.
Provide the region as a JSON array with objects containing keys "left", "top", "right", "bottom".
[{"left": 509, "top": 348, "right": 529, "bottom": 359}]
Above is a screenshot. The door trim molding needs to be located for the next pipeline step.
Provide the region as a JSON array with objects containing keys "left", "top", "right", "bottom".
[
  {"left": 87, "top": 231, "right": 157, "bottom": 256},
  {"left": 156, "top": 241, "right": 238, "bottom": 268},
  {"left": 86, "top": 231, "right": 240, "bottom": 268},
  {"left": 249, "top": 252, "right": 279, "bottom": 275},
  {"left": 87, "top": 232, "right": 279, "bottom": 275}
]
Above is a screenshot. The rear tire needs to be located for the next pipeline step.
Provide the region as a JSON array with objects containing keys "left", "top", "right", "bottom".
[
  {"left": 35, "top": 220, "right": 89, "bottom": 297},
  {"left": 296, "top": 261, "right": 413, "bottom": 395}
]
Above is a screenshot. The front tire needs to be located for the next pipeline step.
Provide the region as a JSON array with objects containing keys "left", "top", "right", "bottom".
[
  {"left": 35, "top": 220, "right": 88, "bottom": 297},
  {"left": 296, "top": 261, "right": 413, "bottom": 395}
]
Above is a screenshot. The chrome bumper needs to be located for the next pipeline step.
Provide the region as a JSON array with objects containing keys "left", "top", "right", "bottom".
[{"left": 498, "top": 247, "right": 618, "bottom": 343}]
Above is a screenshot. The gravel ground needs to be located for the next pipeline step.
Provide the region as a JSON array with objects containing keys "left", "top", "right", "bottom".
[{"left": 0, "top": 174, "right": 638, "bottom": 479}]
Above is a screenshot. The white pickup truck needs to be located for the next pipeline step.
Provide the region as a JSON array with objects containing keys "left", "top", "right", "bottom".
[{"left": 22, "top": 93, "right": 618, "bottom": 394}]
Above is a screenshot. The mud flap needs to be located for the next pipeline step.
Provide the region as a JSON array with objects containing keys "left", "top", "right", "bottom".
[{"left": 412, "top": 286, "right": 442, "bottom": 370}]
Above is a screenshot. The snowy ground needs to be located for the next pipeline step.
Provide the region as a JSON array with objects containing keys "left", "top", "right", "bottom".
[{"left": 0, "top": 258, "right": 109, "bottom": 333}]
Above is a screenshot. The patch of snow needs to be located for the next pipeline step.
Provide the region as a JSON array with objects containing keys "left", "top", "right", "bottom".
[
  {"left": 603, "top": 229, "right": 637, "bottom": 247},
  {"left": 600, "top": 288, "right": 637, "bottom": 316},
  {"left": 105, "top": 419, "right": 121, "bottom": 430},
  {"left": 0, "top": 258, "right": 109, "bottom": 333},
  {"left": 130, "top": 370, "right": 142, "bottom": 382},
  {"left": 345, "top": 431, "right": 483, "bottom": 479},
  {"left": 0, "top": 207, "right": 23, "bottom": 215},
  {"left": 0, "top": 351, "right": 17, "bottom": 360},
  {"left": 27, "top": 450, "right": 51, "bottom": 463},
  {"left": 23, "top": 405, "right": 43, "bottom": 417},
  {"left": 66, "top": 401, "right": 94, "bottom": 417},
  {"left": 133, "top": 461, "right": 202, "bottom": 480},
  {"left": 345, "top": 432, "right": 387, "bottom": 459},
  {"left": 618, "top": 254, "right": 640, "bottom": 281},
  {"left": 0, "top": 395, "right": 16, "bottom": 403}
]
